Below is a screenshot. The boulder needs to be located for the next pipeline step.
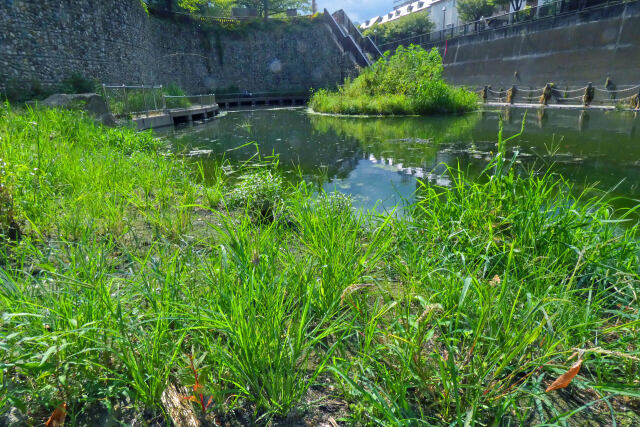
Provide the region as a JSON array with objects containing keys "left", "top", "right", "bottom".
[{"left": 41, "top": 93, "right": 116, "bottom": 126}]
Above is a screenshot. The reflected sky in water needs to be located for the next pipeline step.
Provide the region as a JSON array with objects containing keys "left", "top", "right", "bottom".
[{"left": 163, "top": 107, "right": 640, "bottom": 212}]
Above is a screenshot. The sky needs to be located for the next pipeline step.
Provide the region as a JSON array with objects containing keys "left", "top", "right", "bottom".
[{"left": 319, "top": 0, "right": 394, "bottom": 24}]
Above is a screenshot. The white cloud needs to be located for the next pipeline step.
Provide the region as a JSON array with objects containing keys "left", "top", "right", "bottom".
[{"left": 318, "top": 0, "right": 392, "bottom": 24}]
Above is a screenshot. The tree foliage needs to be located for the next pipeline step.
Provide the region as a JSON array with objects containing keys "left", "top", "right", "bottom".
[
  {"left": 457, "top": 0, "right": 496, "bottom": 23},
  {"left": 235, "top": 0, "right": 311, "bottom": 17},
  {"left": 363, "top": 12, "right": 435, "bottom": 46},
  {"left": 143, "top": 0, "right": 251, "bottom": 15}
]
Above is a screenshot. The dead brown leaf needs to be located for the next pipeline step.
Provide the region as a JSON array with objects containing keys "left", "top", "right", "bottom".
[
  {"left": 546, "top": 359, "right": 583, "bottom": 392},
  {"left": 45, "top": 403, "right": 67, "bottom": 427}
]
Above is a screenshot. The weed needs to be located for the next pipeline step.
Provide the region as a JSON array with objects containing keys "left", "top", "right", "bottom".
[
  {"left": 309, "top": 45, "right": 478, "bottom": 116},
  {"left": 0, "top": 108, "right": 638, "bottom": 425},
  {"left": 60, "top": 74, "right": 98, "bottom": 94}
]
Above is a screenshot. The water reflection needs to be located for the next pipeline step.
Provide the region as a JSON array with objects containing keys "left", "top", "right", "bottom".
[{"left": 163, "top": 107, "right": 640, "bottom": 211}]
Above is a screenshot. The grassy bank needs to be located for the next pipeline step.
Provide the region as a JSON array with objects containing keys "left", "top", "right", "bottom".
[
  {"left": 309, "top": 46, "right": 478, "bottom": 116},
  {"left": 1, "top": 106, "right": 639, "bottom": 425}
]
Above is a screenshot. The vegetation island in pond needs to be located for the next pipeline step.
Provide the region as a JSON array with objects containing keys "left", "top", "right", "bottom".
[{"left": 310, "top": 45, "right": 478, "bottom": 116}]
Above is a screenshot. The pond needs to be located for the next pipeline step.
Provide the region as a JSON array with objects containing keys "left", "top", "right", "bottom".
[{"left": 164, "top": 107, "right": 640, "bottom": 212}]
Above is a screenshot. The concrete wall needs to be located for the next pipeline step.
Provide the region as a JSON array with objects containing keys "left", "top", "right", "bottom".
[
  {"left": 437, "top": 1, "right": 640, "bottom": 88},
  {"left": 0, "top": 0, "right": 358, "bottom": 94}
]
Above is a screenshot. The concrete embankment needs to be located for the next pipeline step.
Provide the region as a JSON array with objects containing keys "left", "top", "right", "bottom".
[{"left": 435, "top": 1, "right": 640, "bottom": 88}]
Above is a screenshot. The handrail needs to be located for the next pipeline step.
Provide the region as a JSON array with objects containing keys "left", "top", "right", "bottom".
[
  {"left": 102, "top": 84, "right": 163, "bottom": 89},
  {"left": 162, "top": 94, "right": 216, "bottom": 111},
  {"left": 332, "top": 9, "right": 383, "bottom": 62},
  {"left": 324, "top": 9, "right": 372, "bottom": 67},
  {"left": 215, "top": 91, "right": 310, "bottom": 98},
  {"left": 378, "top": 0, "right": 629, "bottom": 50},
  {"left": 163, "top": 93, "right": 216, "bottom": 98}
]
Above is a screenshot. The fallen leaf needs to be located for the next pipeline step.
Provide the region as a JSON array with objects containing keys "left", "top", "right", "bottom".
[
  {"left": 45, "top": 403, "right": 67, "bottom": 427},
  {"left": 489, "top": 275, "right": 501, "bottom": 286},
  {"left": 545, "top": 359, "right": 583, "bottom": 392}
]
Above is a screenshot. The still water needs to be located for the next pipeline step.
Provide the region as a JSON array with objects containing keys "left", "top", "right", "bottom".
[{"left": 164, "top": 107, "right": 640, "bottom": 212}]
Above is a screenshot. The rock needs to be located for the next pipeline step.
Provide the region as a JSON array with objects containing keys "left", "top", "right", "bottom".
[
  {"left": 1, "top": 407, "right": 27, "bottom": 427},
  {"left": 41, "top": 93, "right": 116, "bottom": 126}
]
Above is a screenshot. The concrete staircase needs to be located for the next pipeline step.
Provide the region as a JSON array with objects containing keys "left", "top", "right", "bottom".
[{"left": 324, "top": 9, "right": 383, "bottom": 67}]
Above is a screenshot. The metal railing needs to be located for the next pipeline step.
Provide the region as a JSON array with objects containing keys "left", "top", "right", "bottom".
[
  {"left": 379, "top": 0, "right": 628, "bottom": 51},
  {"left": 215, "top": 90, "right": 310, "bottom": 101},
  {"left": 102, "top": 84, "right": 217, "bottom": 117},
  {"left": 332, "top": 9, "right": 384, "bottom": 63},
  {"left": 102, "top": 84, "right": 164, "bottom": 117},
  {"left": 324, "top": 9, "right": 373, "bottom": 67},
  {"left": 163, "top": 94, "right": 216, "bottom": 110}
]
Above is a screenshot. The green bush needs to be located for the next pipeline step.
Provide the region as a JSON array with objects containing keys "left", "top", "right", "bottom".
[
  {"left": 310, "top": 45, "right": 478, "bottom": 115},
  {"left": 163, "top": 83, "right": 191, "bottom": 109},
  {"left": 103, "top": 83, "right": 191, "bottom": 116},
  {"left": 363, "top": 11, "right": 434, "bottom": 45},
  {"left": 1, "top": 78, "right": 51, "bottom": 103},
  {"left": 60, "top": 73, "right": 98, "bottom": 94},
  {"left": 1, "top": 74, "right": 98, "bottom": 104},
  {"left": 226, "top": 169, "right": 286, "bottom": 220}
]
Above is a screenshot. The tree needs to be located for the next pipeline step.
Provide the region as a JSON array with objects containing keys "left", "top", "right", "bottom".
[
  {"left": 144, "top": 0, "right": 232, "bottom": 14},
  {"left": 457, "top": 0, "right": 496, "bottom": 23},
  {"left": 235, "top": 0, "right": 311, "bottom": 18},
  {"left": 363, "top": 11, "right": 435, "bottom": 45}
]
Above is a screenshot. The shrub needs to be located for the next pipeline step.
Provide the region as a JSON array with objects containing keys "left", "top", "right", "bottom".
[
  {"left": 310, "top": 45, "right": 477, "bottom": 115},
  {"left": 226, "top": 169, "right": 285, "bottom": 220},
  {"left": 2, "top": 78, "right": 51, "bottom": 103},
  {"left": 163, "top": 83, "right": 191, "bottom": 109},
  {"left": 363, "top": 11, "right": 435, "bottom": 45},
  {"left": 60, "top": 73, "right": 98, "bottom": 94}
]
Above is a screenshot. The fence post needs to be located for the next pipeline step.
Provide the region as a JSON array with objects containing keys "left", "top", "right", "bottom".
[
  {"left": 152, "top": 86, "right": 158, "bottom": 111},
  {"left": 507, "top": 85, "right": 517, "bottom": 104},
  {"left": 102, "top": 84, "right": 111, "bottom": 115},
  {"left": 143, "top": 84, "right": 149, "bottom": 114},
  {"left": 634, "top": 89, "right": 640, "bottom": 110},
  {"left": 540, "top": 83, "right": 552, "bottom": 105},
  {"left": 123, "top": 84, "right": 128, "bottom": 115},
  {"left": 583, "top": 82, "right": 594, "bottom": 107}
]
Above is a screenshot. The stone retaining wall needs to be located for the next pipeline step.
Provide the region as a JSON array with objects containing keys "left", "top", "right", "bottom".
[{"left": 0, "top": 0, "right": 358, "bottom": 94}]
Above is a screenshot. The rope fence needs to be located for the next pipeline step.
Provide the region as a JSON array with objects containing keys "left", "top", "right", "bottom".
[{"left": 478, "top": 82, "right": 640, "bottom": 109}]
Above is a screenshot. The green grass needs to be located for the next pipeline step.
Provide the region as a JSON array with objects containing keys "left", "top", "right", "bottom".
[
  {"left": 104, "top": 83, "right": 191, "bottom": 116},
  {"left": 310, "top": 46, "right": 478, "bottom": 116},
  {"left": 1, "top": 105, "right": 639, "bottom": 425}
]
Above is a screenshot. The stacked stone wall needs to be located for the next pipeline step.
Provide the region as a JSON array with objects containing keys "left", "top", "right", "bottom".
[{"left": 0, "top": 0, "right": 357, "bottom": 94}]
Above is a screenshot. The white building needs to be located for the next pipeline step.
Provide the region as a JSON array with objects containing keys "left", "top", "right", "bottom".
[{"left": 360, "top": 0, "right": 460, "bottom": 33}]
